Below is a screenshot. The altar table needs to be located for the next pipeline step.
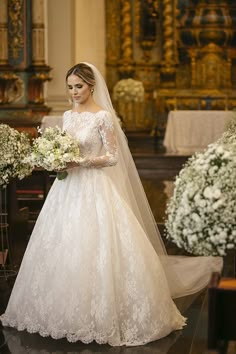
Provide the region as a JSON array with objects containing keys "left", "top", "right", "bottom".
[{"left": 163, "top": 111, "right": 234, "bottom": 155}]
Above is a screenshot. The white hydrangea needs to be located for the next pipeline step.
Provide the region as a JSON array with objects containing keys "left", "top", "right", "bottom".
[{"left": 112, "top": 78, "right": 145, "bottom": 103}]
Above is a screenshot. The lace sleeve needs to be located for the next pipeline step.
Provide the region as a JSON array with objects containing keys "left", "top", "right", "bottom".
[{"left": 79, "top": 112, "right": 118, "bottom": 168}]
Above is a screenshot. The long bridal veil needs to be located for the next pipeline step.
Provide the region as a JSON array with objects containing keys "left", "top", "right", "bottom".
[{"left": 83, "top": 62, "right": 223, "bottom": 299}]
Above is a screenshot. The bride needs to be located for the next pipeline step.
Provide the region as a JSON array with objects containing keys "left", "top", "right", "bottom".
[{"left": 0, "top": 62, "right": 222, "bottom": 346}]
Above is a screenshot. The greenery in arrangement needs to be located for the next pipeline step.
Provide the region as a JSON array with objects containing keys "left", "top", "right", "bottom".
[
  {"left": 0, "top": 124, "right": 32, "bottom": 187},
  {"left": 165, "top": 119, "right": 236, "bottom": 256},
  {"left": 113, "top": 78, "right": 145, "bottom": 103},
  {"left": 24, "top": 126, "right": 80, "bottom": 180}
]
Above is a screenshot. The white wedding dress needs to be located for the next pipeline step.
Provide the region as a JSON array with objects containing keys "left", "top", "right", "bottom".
[{"left": 1, "top": 110, "right": 222, "bottom": 346}]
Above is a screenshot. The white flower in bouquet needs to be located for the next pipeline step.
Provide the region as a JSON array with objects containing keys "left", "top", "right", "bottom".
[
  {"left": 165, "top": 121, "right": 236, "bottom": 256},
  {"left": 25, "top": 126, "right": 80, "bottom": 180},
  {"left": 0, "top": 124, "right": 32, "bottom": 187},
  {"left": 113, "top": 78, "right": 145, "bottom": 103}
]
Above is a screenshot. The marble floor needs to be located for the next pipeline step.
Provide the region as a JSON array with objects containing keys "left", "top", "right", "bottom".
[
  {"left": 1, "top": 261, "right": 235, "bottom": 354},
  {"left": 0, "top": 291, "right": 210, "bottom": 354},
  {"left": 0, "top": 170, "right": 235, "bottom": 353},
  {"left": 0, "top": 272, "right": 222, "bottom": 354}
]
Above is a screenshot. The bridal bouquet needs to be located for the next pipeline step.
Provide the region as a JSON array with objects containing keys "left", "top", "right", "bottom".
[
  {"left": 0, "top": 124, "right": 32, "bottom": 187},
  {"left": 165, "top": 121, "right": 236, "bottom": 256},
  {"left": 113, "top": 78, "right": 145, "bottom": 102},
  {"left": 25, "top": 126, "right": 80, "bottom": 180}
]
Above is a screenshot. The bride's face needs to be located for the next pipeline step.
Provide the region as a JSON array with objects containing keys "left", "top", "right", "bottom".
[{"left": 67, "top": 74, "right": 91, "bottom": 105}]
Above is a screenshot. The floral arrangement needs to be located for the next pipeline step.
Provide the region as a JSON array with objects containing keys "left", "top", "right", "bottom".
[
  {"left": 25, "top": 126, "right": 80, "bottom": 180},
  {"left": 113, "top": 78, "right": 145, "bottom": 103},
  {"left": 165, "top": 119, "right": 236, "bottom": 257},
  {"left": 0, "top": 124, "right": 32, "bottom": 187}
]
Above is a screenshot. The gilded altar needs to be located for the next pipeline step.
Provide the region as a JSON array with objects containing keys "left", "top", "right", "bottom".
[
  {"left": 105, "top": 0, "right": 236, "bottom": 134},
  {"left": 1, "top": 1, "right": 236, "bottom": 136}
]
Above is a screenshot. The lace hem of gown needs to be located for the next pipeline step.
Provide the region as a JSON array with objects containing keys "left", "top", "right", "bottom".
[{"left": 0, "top": 315, "right": 186, "bottom": 346}]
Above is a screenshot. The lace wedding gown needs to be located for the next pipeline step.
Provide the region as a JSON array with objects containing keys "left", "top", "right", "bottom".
[{"left": 0, "top": 110, "right": 211, "bottom": 346}]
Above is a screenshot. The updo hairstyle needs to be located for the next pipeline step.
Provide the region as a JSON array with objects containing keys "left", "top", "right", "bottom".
[{"left": 66, "top": 63, "right": 95, "bottom": 88}]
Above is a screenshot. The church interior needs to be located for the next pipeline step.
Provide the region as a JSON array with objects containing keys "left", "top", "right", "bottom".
[{"left": 1, "top": 0, "right": 236, "bottom": 353}]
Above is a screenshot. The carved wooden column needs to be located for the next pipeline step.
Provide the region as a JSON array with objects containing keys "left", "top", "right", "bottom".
[
  {"left": 105, "top": 1, "right": 121, "bottom": 95},
  {"left": 0, "top": 0, "right": 8, "bottom": 65},
  {"left": 32, "top": 0, "right": 46, "bottom": 66},
  {"left": 189, "top": 49, "right": 197, "bottom": 88},
  {"left": 29, "top": 0, "right": 51, "bottom": 105},
  {"left": 160, "top": 0, "right": 178, "bottom": 87},
  {"left": 119, "top": 0, "right": 134, "bottom": 77},
  {"left": 0, "top": 0, "right": 13, "bottom": 104}
]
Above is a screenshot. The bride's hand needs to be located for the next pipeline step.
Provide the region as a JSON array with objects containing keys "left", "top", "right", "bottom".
[
  {"left": 65, "top": 161, "right": 79, "bottom": 169},
  {"left": 55, "top": 161, "right": 79, "bottom": 172}
]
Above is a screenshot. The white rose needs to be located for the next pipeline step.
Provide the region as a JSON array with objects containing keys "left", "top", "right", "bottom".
[
  {"left": 226, "top": 243, "right": 235, "bottom": 249},
  {"left": 203, "top": 186, "right": 213, "bottom": 199},
  {"left": 213, "top": 189, "right": 221, "bottom": 199},
  {"left": 217, "top": 231, "right": 227, "bottom": 241},
  {"left": 212, "top": 200, "right": 223, "bottom": 210},
  {"left": 191, "top": 213, "right": 201, "bottom": 223},
  {"left": 216, "top": 146, "right": 224, "bottom": 154}
]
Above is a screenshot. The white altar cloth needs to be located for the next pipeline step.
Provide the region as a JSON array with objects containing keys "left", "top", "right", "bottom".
[{"left": 163, "top": 110, "right": 234, "bottom": 155}]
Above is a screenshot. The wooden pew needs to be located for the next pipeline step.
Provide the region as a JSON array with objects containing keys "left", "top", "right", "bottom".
[{"left": 208, "top": 272, "right": 236, "bottom": 354}]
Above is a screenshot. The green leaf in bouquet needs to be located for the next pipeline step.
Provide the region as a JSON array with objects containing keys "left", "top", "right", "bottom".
[{"left": 57, "top": 171, "right": 68, "bottom": 180}]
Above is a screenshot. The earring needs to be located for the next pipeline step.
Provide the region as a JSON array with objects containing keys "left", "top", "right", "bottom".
[{"left": 91, "top": 88, "right": 94, "bottom": 94}]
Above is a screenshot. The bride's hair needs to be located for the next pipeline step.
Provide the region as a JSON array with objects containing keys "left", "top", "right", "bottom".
[{"left": 66, "top": 63, "right": 96, "bottom": 87}]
